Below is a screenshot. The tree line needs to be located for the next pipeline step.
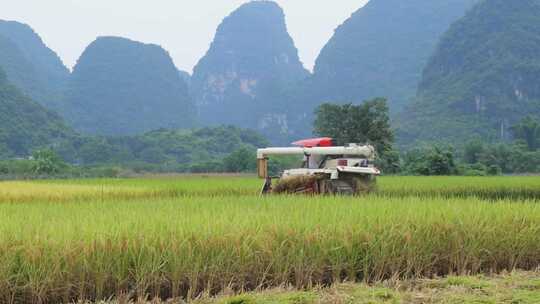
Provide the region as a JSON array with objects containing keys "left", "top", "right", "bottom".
[
  {"left": 313, "top": 98, "right": 540, "bottom": 176},
  {"left": 1, "top": 98, "right": 539, "bottom": 178}
]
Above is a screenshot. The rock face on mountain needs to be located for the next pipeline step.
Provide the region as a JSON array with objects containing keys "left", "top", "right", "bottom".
[
  {"left": 64, "top": 36, "right": 195, "bottom": 136},
  {"left": 191, "top": 1, "right": 309, "bottom": 141},
  {"left": 0, "top": 20, "right": 69, "bottom": 109},
  {"left": 178, "top": 70, "right": 191, "bottom": 87},
  {"left": 398, "top": 0, "right": 540, "bottom": 146},
  {"left": 304, "top": 0, "right": 477, "bottom": 114},
  {"left": 0, "top": 68, "right": 72, "bottom": 157}
]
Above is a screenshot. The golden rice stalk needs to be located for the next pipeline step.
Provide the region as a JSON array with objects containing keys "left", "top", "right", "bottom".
[{"left": 273, "top": 175, "right": 323, "bottom": 194}]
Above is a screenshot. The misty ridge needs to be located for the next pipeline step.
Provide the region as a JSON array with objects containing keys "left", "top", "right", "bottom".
[{"left": 1, "top": 0, "right": 540, "bottom": 175}]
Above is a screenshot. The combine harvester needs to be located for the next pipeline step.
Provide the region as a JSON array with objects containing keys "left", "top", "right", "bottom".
[{"left": 257, "top": 138, "right": 380, "bottom": 195}]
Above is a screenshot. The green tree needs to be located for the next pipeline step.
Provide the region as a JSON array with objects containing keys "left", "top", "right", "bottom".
[
  {"left": 511, "top": 116, "right": 540, "bottom": 151},
  {"left": 403, "top": 145, "right": 457, "bottom": 176},
  {"left": 476, "top": 142, "right": 540, "bottom": 174},
  {"left": 0, "top": 141, "right": 10, "bottom": 159},
  {"left": 31, "top": 149, "right": 66, "bottom": 175},
  {"left": 223, "top": 147, "right": 256, "bottom": 173},
  {"left": 313, "top": 98, "right": 398, "bottom": 172},
  {"left": 477, "top": 143, "right": 514, "bottom": 174},
  {"left": 138, "top": 146, "right": 169, "bottom": 164},
  {"left": 463, "top": 137, "right": 485, "bottom": 164},
  {"left": 77, "top": 138, "right": 123, "bottom": 164},
  {"left": 426, "top": 146, "right": 457, "bottom": 176},
  {"left": 0, "top": 161, "right": 8, "bottom": 174}
]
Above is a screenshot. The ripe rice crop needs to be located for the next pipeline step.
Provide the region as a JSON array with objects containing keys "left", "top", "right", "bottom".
[
  {"left": 0, "top": 176, "right": 261, "bottom": 203},
  {"left": 378, "top": 176, "right": 540, "bottom": 200},
  {"left": 0, "top": 176, "right": 539, "bottom": 303},
  {"left": 1, "top": 176, "right": 539, "bottom": 203}
]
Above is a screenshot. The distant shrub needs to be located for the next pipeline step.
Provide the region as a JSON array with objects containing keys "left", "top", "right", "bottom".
[
  {"left": 402, "top": 145, "right": 458, "bottom": 176},
  {"left": 32, "top": 149, "right": 67, "bottom": 175}
]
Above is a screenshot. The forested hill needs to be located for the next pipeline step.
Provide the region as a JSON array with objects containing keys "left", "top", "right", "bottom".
[
  {"left": 299, "top": 0, "right": 477, "bottom": 115},
  {"left": 191, "top": 1, "right": 309, "bottom": 142},
  {"left": 0, "top": 67, "right": 73, "bottom": 157},
  {"left": 398, "top": 0, "right": 540, "bottom": 146},
  {"left": 0, "top": 20, "right": 69, "bottom": 109},
  {"left": 63, "top": 36, "right": 195, "bottom": 136}
]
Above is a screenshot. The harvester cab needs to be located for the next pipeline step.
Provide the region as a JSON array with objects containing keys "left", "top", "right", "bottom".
[{"left": 257, "top": 138, "right": 380, "bottom": 195}]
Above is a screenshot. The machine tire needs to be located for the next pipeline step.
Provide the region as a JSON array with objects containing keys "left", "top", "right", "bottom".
[
  {"left": 354, "top": 174, "right": 377, "bottom": 194},
  {"left": 326, "top": 173, "right": 377, "bottom": 195},
  {"left": 331, "top": 180, "right": 355, "bottom": 195},
  {"left": 320, "top": 179, "right": 354, "bottom": 195}
]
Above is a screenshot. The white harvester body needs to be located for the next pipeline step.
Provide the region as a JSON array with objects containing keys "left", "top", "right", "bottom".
[{"left": 257, "top": 138, "right": 380, "bottom": 195}]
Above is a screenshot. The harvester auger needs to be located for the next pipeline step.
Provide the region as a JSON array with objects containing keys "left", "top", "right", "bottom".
[{"left": 257, "top": 138, "right": 381, "bottom": 195}]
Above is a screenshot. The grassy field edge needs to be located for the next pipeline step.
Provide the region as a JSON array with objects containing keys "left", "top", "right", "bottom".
[{"left": 92, "top": 271, "right": 540, "bottom": 303}]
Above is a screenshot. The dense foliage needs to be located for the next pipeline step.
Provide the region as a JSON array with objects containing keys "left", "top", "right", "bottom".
[
  {"left": 64, "top": 36, "right": 195, "bottom": 136},
  {"left": 52, "top": 126, "right": 268, "bottom": 173},
  {"left": 313, "top": 98, "right": 399, "bottom": 173},
  {"left": 0, "top": 20, "right": 69, "bottom": 109},
  {"left": 399, "top": 0, "right": 540, "bottom": 146},
  {"left": 0, "top": 34, "right": 40, "bottom": 102},
  {"left": 0, "top": 67, "right": 73, "bottom": 158},
  {"left": 31, "top": 149, "right": 68, "bottom": 175},
  {"left": 401, "top": 117, "right": 540, "bottom": 175},
  {"left": 191, "top": 1, "right": 309, "bottom": 143},
  {"left": 511, "top": 116, "right": 540, "bottom": 151},
  {"left": 401, "top": 145, "right": 459, "bottom": 176},
  {"left": 314, "top": 98, "right": 393, "bottom": 150},
  {"left": 462, "top": 142, "right": 540, "bottom": 175}
]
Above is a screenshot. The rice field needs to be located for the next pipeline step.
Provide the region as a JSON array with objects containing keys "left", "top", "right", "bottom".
[
  {"left": 0, "top": 176, "right": 539, "bottom": 303},
  {"left": 2, "top": 175, "right": 540, "bottom": 202}
]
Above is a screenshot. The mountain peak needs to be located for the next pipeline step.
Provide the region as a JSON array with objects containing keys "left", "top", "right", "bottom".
[
  {"left": 191, "top": 0, "right": 308, "bottom": 139},
  {"left": 0, "top": 19, "right": 69, "bottom": 108},
  {"left": 233, "top": 1, "right": 283, "bottom": 13},
  {"left": 65, "top": 36, "right": 195, "bottom": 136},
  {"left": 0, "top": 20, "right": 41, "bottom": 41},
  {"left": 93, "top": 35, "right": 160, "bottom": 47},
  {"left": 225, "top": 0, "right": 284, "bottom": 20}
]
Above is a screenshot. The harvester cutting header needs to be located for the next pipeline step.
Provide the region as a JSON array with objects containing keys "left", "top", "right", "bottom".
[{"left": 257, "top": 138, "right": 380, "bottom": 195}]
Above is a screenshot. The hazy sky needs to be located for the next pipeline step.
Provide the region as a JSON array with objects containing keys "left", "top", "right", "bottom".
[{"left": 0, "top": 0, "right": 368, "bottom": 73}]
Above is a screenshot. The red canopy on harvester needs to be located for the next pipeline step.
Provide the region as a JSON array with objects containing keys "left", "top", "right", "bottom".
[{"left": 292, "top": 137, "right": 334, "bottom": 148}]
